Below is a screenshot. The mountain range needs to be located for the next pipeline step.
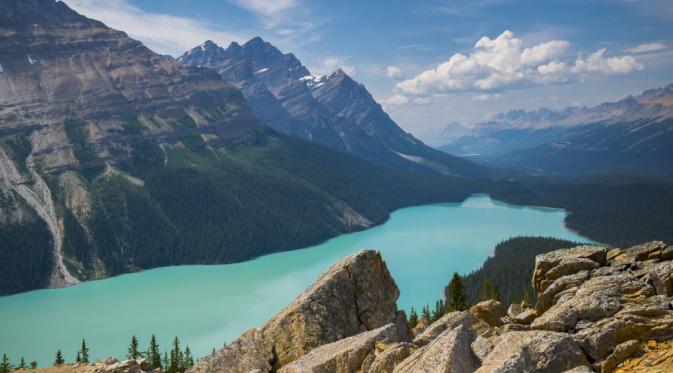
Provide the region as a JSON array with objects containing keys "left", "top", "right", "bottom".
[
  {"left": 438, "top": 84, "right": 673, "bottom": 177},
  {"left": 0, "top": 0, "right": 482, "bottom": 295},
  {"left": 178, "top": 39, "right": 486, "bottom": 177}
]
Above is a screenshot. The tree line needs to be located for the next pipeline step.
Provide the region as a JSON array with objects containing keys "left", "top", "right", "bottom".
[{"left": 1, "top": 335, "right": 194, "bottom": 372}]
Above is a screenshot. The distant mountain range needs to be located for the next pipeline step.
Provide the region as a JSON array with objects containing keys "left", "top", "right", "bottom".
[
  {"left": 178, "top": 39, "right": 487, "bottom": 177},
  {"left": 438, "top": 84, "right": 673, "bottom": 177},
  {"left": 0, "top": 0, "right": 481, "bottom": 295}
]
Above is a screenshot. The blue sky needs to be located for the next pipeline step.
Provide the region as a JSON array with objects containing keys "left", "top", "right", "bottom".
[{"left": 63, "top": 0, "right": 673, "bottom": 138}]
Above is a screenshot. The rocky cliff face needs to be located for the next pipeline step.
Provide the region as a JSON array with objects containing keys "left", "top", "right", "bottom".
[
  {"left": 0, "top": 0, "right": 471, "bottom": 296},
  {"left": 192, "top": 241, "right": 673, "bottom": 373},
  {"left": 178, "top": 39, "right": 487, "bottom": 177}
]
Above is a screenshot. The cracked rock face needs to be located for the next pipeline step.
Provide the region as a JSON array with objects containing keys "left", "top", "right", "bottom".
[{"left": 190, "top": 250, "right": 404, "bottom": 373}]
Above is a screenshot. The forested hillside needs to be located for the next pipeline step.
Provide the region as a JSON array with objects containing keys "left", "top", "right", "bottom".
[
  {"left": 462, "top": 236, "right": 583, "bottom": 305},
  {"left": 486, "top": 176, "right": 673, "bottom": 247}
]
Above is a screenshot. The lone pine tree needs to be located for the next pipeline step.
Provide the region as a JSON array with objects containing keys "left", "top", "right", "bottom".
[
  {"left": 128, "top": 335, "right": 140, "bottom": 360},
  {"left": 54, "top": 350, "right": 64, "bottom": 366},
  {"left": 446, "top": 272, "right": 467, "bottom": 311}
]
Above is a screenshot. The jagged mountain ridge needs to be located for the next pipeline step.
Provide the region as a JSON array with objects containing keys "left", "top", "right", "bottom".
[
  {"left": 179, "top": 38, "right": 488, "bottom": 177},
  {"left": 0, "top": 0, "right": 475, "bottom": 295},
  {"left": 438, "top": 84, "right": 673, "bottom": 177}
]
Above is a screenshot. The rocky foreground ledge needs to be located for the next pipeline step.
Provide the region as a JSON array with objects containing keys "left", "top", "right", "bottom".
[{"left": 183, "top": 242, "right": 673, "bottom": 373}]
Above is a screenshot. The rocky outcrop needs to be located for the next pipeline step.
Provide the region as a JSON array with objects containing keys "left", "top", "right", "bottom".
[
  {"left": 475, "top": 331, "right": 589, "bottom": 373},
  {"left": 469, "top": 300, "right": 507, "bottom": 327},
  {"left": 190, "top": 250, "right": 406, "bottom": 372},
  {"left": 192, "top": 241, "right": 673, "bottom": 373},
  {"left": 394, "top": 325, "right": 479, "bottom": 373}
]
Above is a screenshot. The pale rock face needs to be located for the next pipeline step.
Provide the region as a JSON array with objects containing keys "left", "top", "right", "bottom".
[
  {"left": 469, "top": 300, "right": 508, "bottom": 327},
  {"left": 412, "top": 311, "right": 476, "bottom": 346},
  {"left": 190, "top": 250, "right": 402, "bottom": 373},
  {"left": 533, "top": 245, "right": 607, "bottom": 293},
  {"left": 475, "top": 330, "right": 590, "bottom": 373},
  {"left": 279, "top": 323, "right": 408, "bottom": 373},
  {"left": 365, "top": 343, "right": 417, "bottom": 373},
  {"left": 393, "top": 325, "right": 479, "bottom": 373}
]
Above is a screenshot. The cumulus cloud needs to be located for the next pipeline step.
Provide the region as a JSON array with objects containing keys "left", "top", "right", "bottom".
[
  {"left": 390, "top": 30, "right": 643, "bottom": 105},
  {"left": 571, "top": 49, "right": 643, "bottom": 74},
  {"left": 386, "top": 66, "right": 403, "bottom": 79},
  {"left": 63, "top": 0, "right": 248, "bottom": 56},
  {"left": 624, "top": 42, "right": 667, "bottom": 54}
]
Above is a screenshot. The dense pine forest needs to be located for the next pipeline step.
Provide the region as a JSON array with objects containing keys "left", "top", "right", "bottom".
[
  {"left": 486, "top": 176, "right": 673, "bottom": 247},
  {"left": 461, "top": 236, "right": 583, "bottom": 305}
]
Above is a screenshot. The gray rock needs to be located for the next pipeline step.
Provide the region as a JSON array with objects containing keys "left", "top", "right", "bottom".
[
  {"left": 366, "top": 343, "right": 416, "bottom": 373},
  {"left": 507, "top": 304, "right": 536, "bottom": 325},
  {"left": 475, "top": 330, "right": 590, "bottom": 373},
  {"left": 189, "top": 329, "right": 273, "bottom": 373},
  {"left": 394, "top": 325, "right": 479, "bottom": 373},
  {"left": 533, "top": 245, "right": 606, "bottom": 293},
  {"left": 413, "top": 311, "right": 476, "bottom": 345},
  {"left": 279, "top": 323, "right": 407, "bottom": 373},
  {"left": 470, "top": 300, "right": 507, "bottom": 327},
  {"left": 190, "top": 250, "right": 402, "bottom": 372}
]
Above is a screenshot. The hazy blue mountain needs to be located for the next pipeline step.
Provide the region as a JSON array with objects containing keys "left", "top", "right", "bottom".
[
  {"left": 179, "top": 39, "right": 489, "bottom": 177},
  {"left": 439, "top": 84, "right": 673, "bottom": 177}
]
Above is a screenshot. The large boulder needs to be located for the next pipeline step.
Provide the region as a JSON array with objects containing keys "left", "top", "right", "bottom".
[
  {"left": 188, "top": 328, "right": 273, "bottom": 373},
  {"left": 470, "top": 300, "right": 507, "bottom": 327},
  {"left": 393, "top": 325, "right": 479, "bottom": 373},
  {"left": 279, "top": 323, "right": 407, "bottom": 373},
  {"left": 190, "top": 250, "right": 402, "bottom": 372},
  {"left": 413, "top": 311, "right": 476, "bottom": 345},
  {"left": 474, "top": 330, "right": 590, "bottom": 373},
  {"left": 366, "top": 343, "right": 417, "bottom": 373},
  {"left": 533, "top": 245, "right": 606, "bottom": 293}
]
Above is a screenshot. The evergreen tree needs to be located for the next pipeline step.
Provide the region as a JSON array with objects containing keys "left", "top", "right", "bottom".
[
  {"left": 76, "top": 352, "right": 81, "bottom": 364},
  {"left": 30, "top": 361, "right": 37, "bottom": 369},
  {"left": 431, "top": 299, "right": 445, "bottom": 322},
  {"left": 421, "top": 304, "right": 431, "bottom": 322},
  {"left": 168, "top": 337, "right": 182, "bottom": 373},
  {"left": 18, "top": 357, "right": 26, "bottom": 370},
  {"left": 146, "top": 335, "right": 161, "bottom": 368},
  {"left": 481, "top": 280, "right": 491, "bottom": 301},
  {"left": 446, "top": 272, "right": 467, "bottom": 311},
  {"left": 181, "top": 346, "right": 194, "bottom": 372},
  {"left": 0, "top": 354, "right": 13, "bottom": 373},
  {"left": 492, "top": 284, "right": 501, "bottom": 302},
  {"left": 80, "top": 339, "right": 89, "bottom": 364},
  {"left": 162, "top": 352, "right": 169, "bottom": 372},
  {"left": 54, "top": 350, "right": 64, "bottom": 366},
  {"left": 127, "top": 335, "right": 140, "bottom": 360},
  {"left": 407, "top": 307, "right": 419, "bottom": 328}
]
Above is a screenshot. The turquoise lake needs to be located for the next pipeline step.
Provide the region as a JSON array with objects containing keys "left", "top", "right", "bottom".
[{"left": 0, "top": 195, "right": 591, "bottom": 365}]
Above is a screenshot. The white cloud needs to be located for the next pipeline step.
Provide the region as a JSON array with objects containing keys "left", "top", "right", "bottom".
[
  {"left": 229, "top": 0, "right": 298, "bottom": 17},
  {"left": 386, "top": 66, "right": 403, "bottom": 79},
  {"left": 624, "top": 42, "right": 667, "bottom": 54},
  {"left": 571, "top": 49, "right": 643, "bottom": 74},
  {"left": 472, "top": 93, "right": 502, "bottom": 101},
  {"left": 390, "top": 30, "right": 643, "bottom": 106},
  {"left": 63, "top": 0, "right": 248, "bottom": 56},
  {"left": 313, "top": 58, "right": 356, "bottom": 76},
  {"left": 228, "top": 0, "right": 320, "bottom": 41}
]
